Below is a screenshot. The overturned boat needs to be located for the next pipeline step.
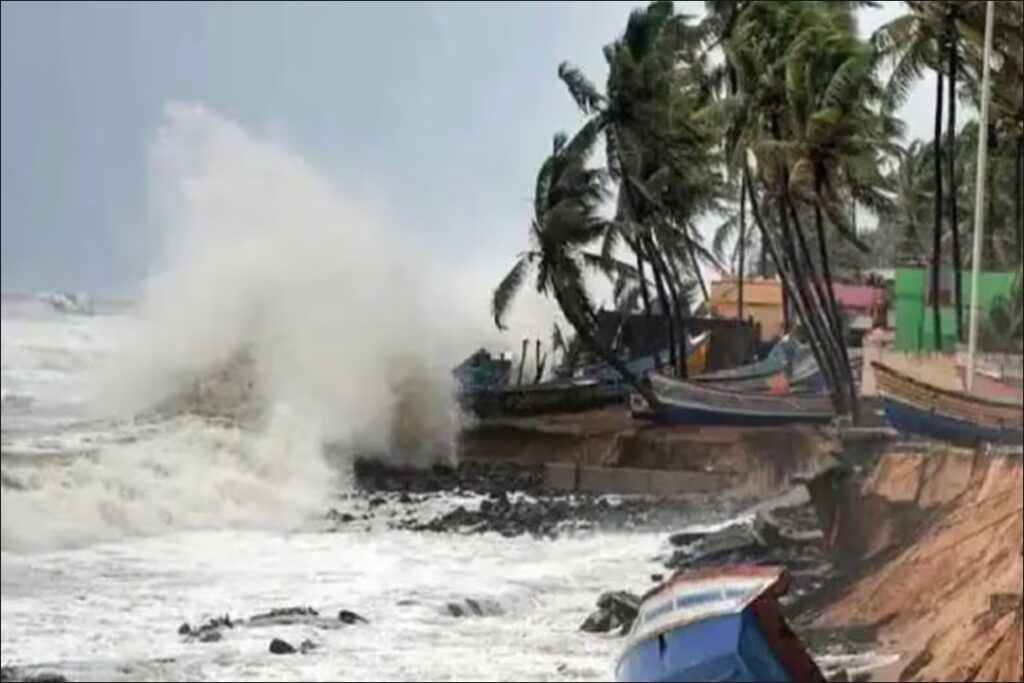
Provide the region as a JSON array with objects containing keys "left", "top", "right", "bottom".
[{"left": 616, "top": 565, "right": 824, "bottom": 683}]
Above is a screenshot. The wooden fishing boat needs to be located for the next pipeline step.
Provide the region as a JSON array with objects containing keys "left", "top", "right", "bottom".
[
  {"left": 873, "top": 362, "right": 1023, "bottom": 446},
  {"left": 458, "top": 377, "right": 628, "bottom": 418},
  {"left": 616, "top": 566, "right": 824, "bottom": 683},
  {"left": 633, "top": 372, "right": 835, "bottom": 427},
  {"left": 695, "top": 337, "right": 806, "bottom": 384},
  {"left": 695, "top": 349, "right": 826, "bottom": 395}
]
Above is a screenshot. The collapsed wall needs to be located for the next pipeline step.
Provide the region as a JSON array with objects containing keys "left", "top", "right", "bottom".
[{"left": 815, "top": 447, "right": 1023, "bottom": 682}]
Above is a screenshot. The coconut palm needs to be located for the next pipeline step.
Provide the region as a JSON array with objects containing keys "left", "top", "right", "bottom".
[
  {"left": 719, "top": 0, "right": 878, "bottom": 415},
  {"left": 558, "top": 1, "right": 720, "bottom": 377},
  {"left": 878, "top": 140, "right": 935, "bottom": 265},
  {"left": 491, "top": 127, "right": 658, "bottom": 404}
]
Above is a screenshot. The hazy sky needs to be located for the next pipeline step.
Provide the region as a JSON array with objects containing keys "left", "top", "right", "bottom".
[{"left": 1, "top": 1, "right": 928, "bottom": 295}]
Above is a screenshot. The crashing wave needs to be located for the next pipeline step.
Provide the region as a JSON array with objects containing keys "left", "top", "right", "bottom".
[{"left": 150, "top": 346, "right": 266, "bottom": 425}]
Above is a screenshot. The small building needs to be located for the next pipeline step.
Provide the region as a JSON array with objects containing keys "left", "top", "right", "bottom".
[
  {"left": 710, "top": 278, "right": 784, "bottom": 342},
  {"left": 893, "top": 268, "right": 1017, "bottom": 352},
  {"left": 712, "top": 277, "right": 889, "bottom": 347},
  {"left": 833, "top": 284, "right": 885, "bottom": 346}
]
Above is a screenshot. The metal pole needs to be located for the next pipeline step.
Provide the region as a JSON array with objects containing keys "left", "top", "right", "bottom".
[{"left": 966, "top": 0, "right": 995, "bottom": 394}]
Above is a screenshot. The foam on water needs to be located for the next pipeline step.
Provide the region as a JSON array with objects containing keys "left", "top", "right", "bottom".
[{"left": 0, "top": 528, "right": 668, "bottom": 681}]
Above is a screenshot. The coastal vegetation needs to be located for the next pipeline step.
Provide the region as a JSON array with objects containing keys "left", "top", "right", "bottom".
[{"left": 493, "top": 0, "right": 1024, "bottom": 418}]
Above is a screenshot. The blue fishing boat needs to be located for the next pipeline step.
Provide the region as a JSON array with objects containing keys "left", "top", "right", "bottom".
[
  {"left": 873, "top": 362, "right": 1023, "bottom": 446},
  {"left": 574, "top": 333, "right": 710, "bottom": 383},
  {"left": 633, "top": 372, "right": 835, "bottom": 427},
  {"left": 617, "top": 566, "right": 824, "bottom": 683}
]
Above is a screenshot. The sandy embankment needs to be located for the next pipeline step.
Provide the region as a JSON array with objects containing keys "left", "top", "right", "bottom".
[{"left": 818, "top": 448, "right": 1023, "bottom": 682}]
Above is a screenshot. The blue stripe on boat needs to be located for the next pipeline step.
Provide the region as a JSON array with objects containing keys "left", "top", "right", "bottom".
[{"left": 882, "top": 397, "right": 1024, "bottom": 446}]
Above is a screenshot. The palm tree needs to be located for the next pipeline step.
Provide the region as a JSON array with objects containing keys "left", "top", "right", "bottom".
[
  {"left": 878, "top": 140, "right": 935, "bottom": 265},
  {"left": 721, "top": 0, "right": 880, "bottom": 415},
  {"left": 876, "top": 1, "right": 1004, "bottom": 344},
  {"left": 558, "top": 1, "right": 720, "bottom": 378},
  {"left": 876, "top": 1, "right": 950, "bottom": 348},
  {"left": 960, "top": 0, "right": 1024, "bottom": 267},
  {"left": 491, "top": 127, "right": 658, "bottom": 405}
]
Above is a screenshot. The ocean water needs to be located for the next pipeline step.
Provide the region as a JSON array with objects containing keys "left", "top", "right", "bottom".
[
  {"left": 2, "top": 106, "right": 712, "bottom": 681},
  {"left": 0, "top": 300, "right": 689, "bottom": 682}
]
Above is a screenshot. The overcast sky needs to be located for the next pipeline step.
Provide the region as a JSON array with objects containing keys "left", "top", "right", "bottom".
[{"left": 1, "top": 1, "right": 928, "bottom": 296}]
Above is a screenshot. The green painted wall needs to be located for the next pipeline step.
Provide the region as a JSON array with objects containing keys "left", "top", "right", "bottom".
[{"left": 894, "top": 268, "right": 1016, "bottom": 352}]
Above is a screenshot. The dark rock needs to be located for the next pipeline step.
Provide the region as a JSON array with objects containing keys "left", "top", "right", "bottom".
[
  {"left": 269, "top": 638, "right": 296, "bottom": 655},
  {"left": 299, "top": 640, "right": 317, "bottom": 654},
  {"left": 580, "top": 591, "right": 640, "bottom": 635},
  {"left": 368, "top": 497, "right": 387, "bottom": 509},
  {"left": 829, "top": 669, "right": 850, "bottom": 683},
  {"left": 249, "top": 607, "right": 319, "bottom": 627},
  {"left": 579, "top": 609, "right": 615, "bottom": 634},
  {"left": 326, "top": 509, "right": 356, "bottom": 524},
  {"left": 338, "top": 610, "right": 368, "bottom": 625},
  {"left": 0, "top": 669, "right": 14, "bottom": 683},
  {"left": 18, "top": 675, "right": 67, "bottom": 683},
  {"left": 398, "top": 492, "right": 413, "bottom": 505},
  {"left": 446, "top": 598, "right": 501, "bottom": 618},
  {"left": 650, "top": 574, "right": 664, "bottom": 584},
  {"left": 182, "top": 615, "right": 233, "bottom": 642},
  {"left": 197, "top": 629, "right": 223, "bottom": 643}
]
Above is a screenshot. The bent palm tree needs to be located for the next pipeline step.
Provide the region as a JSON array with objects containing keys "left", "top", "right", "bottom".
[{"left": 491, "top": 127, "right": 659, "bottom": 406}]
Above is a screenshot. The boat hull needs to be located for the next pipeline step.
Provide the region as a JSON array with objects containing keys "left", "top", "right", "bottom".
[
  {"left": 458, "top": 380, "right": 627, "bottom": 418},
  {"left": 873, "top": 362, "right": 1023, "bottom": 445},
  {"left": 882, "top": 396, "right": 1024, "bottom": 446},
  {"left": 617, "top": 612, "right": 793, "bottom": 683},
  {"left": 616, "top": 566, "right": 823, "bottom": 683},
  {"left": 638, "top": 373, "right": 835, "bottom": 427}
]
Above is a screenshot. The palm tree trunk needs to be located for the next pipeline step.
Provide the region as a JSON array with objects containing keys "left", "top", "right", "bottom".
[
  {"left": 738, "top": 170, "right": 747, "bottom": 321},
  {"left": 812, "top": 177, "right": 860, "bottom": 423},
  {"left": 682, "top": 226, "right": 710, "bottom": 304},
  {"left": 744, "top": 164, "right": 844, "bottom": 413},
  {"left": 986, "top": 161, "right": 997, "bottom": 267},
  {"left": 760, "top": 232, "right": 769, "bottom": 278},
  {"left": 785, "top": 194, "right": 850, "bottom": 416},
  {"left": 947, "top": 29, "right": 965, "bottom": 342},
  {"left": 648, "top": 241, "right": 678, "bottom": 373},
  {"left": 551, "top": 284, "right": 659, "bottom": 409},
  {"left": 932, "top": 69, "right": 945, "bottom": 352},
  {"left": 767, "top": 114, "right": 847, "bottom": 412},
  {"left": 634, "top": 249, "right": 653, "bottom": 319},
  {"left": 1016, "top": 136, "right": 1023, "bottom": 265},
  {"left": 650, "top": 240, "right": 690, "bottom": 379}
]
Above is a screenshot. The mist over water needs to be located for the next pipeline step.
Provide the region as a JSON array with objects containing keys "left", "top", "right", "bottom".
[
  {"left": 132, "top": 102, "right": 471, "bottom": 460},
  {"left": 3, "top": 103, "right": 536, "bottom": 552}
]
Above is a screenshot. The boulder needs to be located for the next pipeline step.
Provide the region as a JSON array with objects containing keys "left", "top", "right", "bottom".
[
  {"left": 580, "top": 591, "right": 640, "bottom": 635},
  {"left": 269, "top": 638, "right": 296, "bottom": 655},
  {"left": 197, "top": 630, "right": 223, "bottom": 643},
  {"left": 338, "top": 610, "right": 368, "bottom": 625}
]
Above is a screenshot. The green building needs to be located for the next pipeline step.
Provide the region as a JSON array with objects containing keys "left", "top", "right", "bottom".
[{"left": 893, "top": 268, "right": 1017, "bottom": 352}]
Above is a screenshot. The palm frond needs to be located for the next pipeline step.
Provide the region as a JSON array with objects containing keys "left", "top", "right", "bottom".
[
  {"left": 492, "top": 256, "right": 532, "bottom": 330},
  {"left": 558, "top": 62, "right": 604, "bottom": 115}
]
